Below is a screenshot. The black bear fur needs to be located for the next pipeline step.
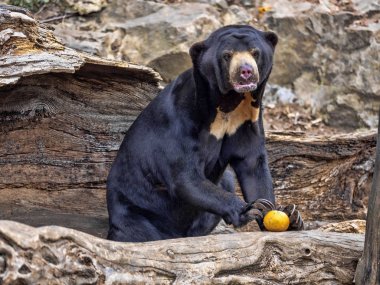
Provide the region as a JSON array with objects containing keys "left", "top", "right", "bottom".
[{"left": 107, "top": 25, "right": 278, "bottom": 242}]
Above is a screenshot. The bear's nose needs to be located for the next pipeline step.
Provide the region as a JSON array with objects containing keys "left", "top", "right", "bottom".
[{"left": 240, "top": 64, "right": 253, "bottom": 80}]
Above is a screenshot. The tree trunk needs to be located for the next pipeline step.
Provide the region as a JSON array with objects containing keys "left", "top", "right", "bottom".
[
  {"left": 0, "top": 220, "right": 364, "bottom": 285},
  {"left": 0, "top": 5, "right": 376, "bottom": 237},
  {"left": 355, "top": 111, "right": 380, "bottom": 284}
]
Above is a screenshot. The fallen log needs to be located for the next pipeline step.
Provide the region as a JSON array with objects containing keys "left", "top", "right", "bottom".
[
  {"left": 266, "top": 131, "right": 376, "bottom": 222},
  {"left": 0, "top": 5, "right": 376, "bottom": 237},
  {"left": 0, "top": 221, "right": 364, "bottom": 285},
  {"left": 319, "top": 220, "right": 366, "bottom": 234}
]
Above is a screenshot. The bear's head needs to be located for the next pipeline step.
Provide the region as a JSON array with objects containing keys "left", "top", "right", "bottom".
[{"left": 190, "top": 25, "right": 277, "bottom": 96}]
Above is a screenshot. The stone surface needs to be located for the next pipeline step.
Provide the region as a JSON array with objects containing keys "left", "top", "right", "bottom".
[
  {"left": 64, "top": 0, "right": 108, "bottom": 15},
  {"left": 264, "top": 0, "right": 380, "bottom": 129},
  {"left": 50, "top": 0, "right": 380, "bottom": 130},
  {"left": 54, "top": 1, "right": 220, "bottom": 78},
  {"left": 53, "top": 0, "right": 255, "bottom": 83}
]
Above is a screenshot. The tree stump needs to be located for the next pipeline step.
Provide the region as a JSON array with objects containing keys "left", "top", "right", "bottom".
[{"left": 0, "top": 220, "right": 364, "bottom": 285}]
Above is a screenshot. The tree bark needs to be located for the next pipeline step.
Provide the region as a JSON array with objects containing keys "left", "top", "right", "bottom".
[
  {"left": 0, "top": 4, "right": 160, "bottom": 237},
  {"left": 0, "top": 220, "right": 364, "bottom": 285},
  {"left": 266, "top": 131, "right": 375, "bottom": 222},
  {"left": 0, "top": 5, "right": 376, "bottom": 237},
  {"left": 355, "top": 111, "right": 380, "bottom": 284}
]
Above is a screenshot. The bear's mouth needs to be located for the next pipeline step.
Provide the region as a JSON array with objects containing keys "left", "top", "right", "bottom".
[{"left": 232, "top": 82, "right": 258, "bottom": 93}]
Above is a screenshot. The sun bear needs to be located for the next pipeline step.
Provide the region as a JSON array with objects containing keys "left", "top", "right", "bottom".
[{"left": 106, "top": 25, "right": 298, "bottom": 242}]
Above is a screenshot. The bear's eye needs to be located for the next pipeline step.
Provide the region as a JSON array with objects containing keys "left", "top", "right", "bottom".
[
  {"left": 250, "top": 49, "right": 260, "bottom": 59},
  {"left": 223, "top": 51, "right": 233, "bottom": 62}
]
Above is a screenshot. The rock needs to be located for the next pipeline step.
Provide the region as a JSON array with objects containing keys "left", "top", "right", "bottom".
[
  {"left": 148, "top": 52, "right": 192, "bottom": 82},
  {"left": 186, "top": 0, "right": 229, "bottom": 9},
  {"left": 54, "top": 2, "right": 224, "bottom": 81},
  {"left": 319, "top": 220, "right": 366, "bottom": 234},
  {"left": 51, "top": 0, "right": 378, "bottom": 130},
  {"left": 352, "top": 0, "right": 380, "bottom": 13},
  {"left": 264, "top": 84, "right": 297, "bottom": 106},
  {"left": 211, "top": 220, "right": 236, "bottom": 234},
  {"left": 64, "top": 0, "right": 108, "bottom": 15},
  {"left": 108, "top": 0, "right": 165, "bottom": 19},
  {"left": 264, "top": 0, "right": 380, "bottom": 129},
  {"left": 53, "top": 0, "right": 256, "bottom": 82},
  {"left": 221, "top": 4, "right": 253, "bottom": 25},
  {"left": 215, "top": 0, "right": 229, "bottom": 10}
]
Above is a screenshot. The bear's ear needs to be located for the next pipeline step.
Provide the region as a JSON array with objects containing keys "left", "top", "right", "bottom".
[
  {"left": 264, "top": 31, "right": 278, "bottom": 48},
  {"left": 189, "top": 41, "right": 206, "bottom": 62}
]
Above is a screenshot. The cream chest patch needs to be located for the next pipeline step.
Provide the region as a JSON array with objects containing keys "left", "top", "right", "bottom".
[{"left": 210, "top": 93, "right": 259, "bottom": 139}]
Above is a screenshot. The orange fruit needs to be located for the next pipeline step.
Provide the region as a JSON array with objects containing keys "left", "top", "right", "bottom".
[{"left": 263, "top": 210, "right": 290, "bottom": 232}]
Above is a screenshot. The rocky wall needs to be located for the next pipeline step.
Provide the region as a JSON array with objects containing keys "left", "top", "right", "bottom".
[{"left": 48, "top": 0, "right": 379, "bottom": 130}]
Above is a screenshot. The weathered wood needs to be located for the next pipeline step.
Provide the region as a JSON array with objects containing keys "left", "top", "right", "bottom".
[
  {"left": 355, "top": 111, "right": 380, "bottom": 284},
  {"left": 1, "top": 131, "right": 374, "bottom": 237},
  {"left": 0, "top": 5, "right": 160, "bottom": 86},
  {"left": 0, "top": 5, "right": 160, "bottom": 237},
  {"left": 319, "top": 220, "right": 366, "bottom": 234},
  {"left": 236, "top": 131, "right": 376, "bottom": 232},
  {"left": 0, "top": 220, "right": 364, "bottom": 285},
  {"left": 266, "top": 131, "right": 376, "bottom": 222}
]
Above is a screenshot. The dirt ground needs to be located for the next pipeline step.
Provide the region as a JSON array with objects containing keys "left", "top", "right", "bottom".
[{"left": 264, "top": 104, "right": 341, "bottom": 135}]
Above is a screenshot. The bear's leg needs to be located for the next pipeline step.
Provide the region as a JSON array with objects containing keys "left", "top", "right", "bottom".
[
  {"left": 186, "top": 170, "right": 235, "bottom": 237},
  {"left": 218, "top": 169, "right": 236, "bottom": 194},
  {"left": 107, "top": 209, "right": 169, "bottom": 242}
]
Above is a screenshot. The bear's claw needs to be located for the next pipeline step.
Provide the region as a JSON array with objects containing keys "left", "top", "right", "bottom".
[
  {"left": 243, "top": 198, "right": 275, "bottom": 215},
  {"left": 243, "top": 199, "right": 304, "bottom": 231},
  {"left": 241, "top": 199, "right": 274, "bottom": 230},
  {"left": 277, "top": 204, "right": 304, "bottom": 230}
]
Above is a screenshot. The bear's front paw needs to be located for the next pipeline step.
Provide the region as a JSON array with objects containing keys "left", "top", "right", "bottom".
[
  {"left": 243, "top": 198, "right": 275, "bottom": 231},
  {"left": 238, "top": 207, "right": 263, "bottom": 227},
  {"left": 228, "top": 198, "right": 274, "bottom": 228},
  {"left": 223, "top": 211, "right": 241, "bottom": 227},
  {"left": 223, "top": 200, "right": 248, "bottom": 227}
]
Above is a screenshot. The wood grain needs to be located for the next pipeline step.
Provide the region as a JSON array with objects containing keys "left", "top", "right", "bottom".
[
  {"left": 0, "top": 4, "right": 160, "bottom": 237},
  {"left": 266, "top": 131, "right": 376, "bottom": 221},
  {"left": 0, "top": 71, "right": 160, "bottom": 238},
  {"left": 0, "top": 220, "right": 364, "bottom": 285}
]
